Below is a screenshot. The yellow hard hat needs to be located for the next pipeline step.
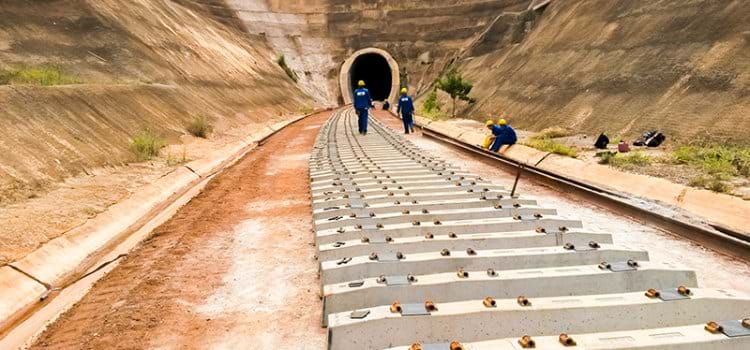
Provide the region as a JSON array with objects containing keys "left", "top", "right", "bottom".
[
  {"left": 498, "top": 118, "right": 507, "bottom": 126},
  {"left": 358, "top": 80, "right": 365, "bottom": 87},
  {"left": 485, "top": 120, "right": 494, "bottom": 127},
  {"left": 400, "top": 87, "right": 408, "bottom": 94}
]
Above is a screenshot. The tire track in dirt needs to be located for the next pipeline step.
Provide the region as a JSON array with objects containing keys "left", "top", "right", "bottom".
[{"left": 30, "top": 112, "right": 331, "bottom": 349}]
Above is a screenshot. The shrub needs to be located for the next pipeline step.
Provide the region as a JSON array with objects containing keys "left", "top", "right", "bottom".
[
  {"left": 0, "top": 66, "right": 80, "bottom": 86},
  {"left": 533, "top": 127, "right": 570, "bottom": 140},
  {"left": 277, "top": 55, "right": 298, "bottom": 82},
  {"left": 422, "top": 89, "right": 441, "bottom": 113},
  {"left": 166, "top": 146, "right": 189, "bottom": 166},
  {"left": 525, "top": 138, "right": 578, "bottom": 158},
  {"left": 672, "top": 144, "right": 750, "bottom": 177},
  {"left": 130, "top": 129, "right": 166, "bottom": 161},
  {"left": 689, "top": 175, "right": 731, "bottom": 193},
  {"left": 186, "top": 116, "right": 213, "bottom": 138},
  {"left": 599, "top": 152, "right": 653, "bottom": 169}
]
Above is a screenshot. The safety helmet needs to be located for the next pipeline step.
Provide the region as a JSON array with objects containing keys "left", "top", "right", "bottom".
[
  {"left": 498, "top": 118, "right": 507, "bottom": 126},
  {"left": 358, "top": 80, "right": 365, "bottom": 87},
  {"left": 400, "top": 87, "right": 408, "bottom": 95},
  {"left": 485, "top": 120, "right": 494, "bottom": 127}
]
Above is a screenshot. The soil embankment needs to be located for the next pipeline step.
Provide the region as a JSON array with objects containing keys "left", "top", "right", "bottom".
[
  {"left": 0, "top": 0, "right": 312, "bottom": 203},
  {"left": 454, "top": 0, "right": 750, "bottom": 143},
  {"left": 0, "top": 0, "right": 314, "bottom": 264}
]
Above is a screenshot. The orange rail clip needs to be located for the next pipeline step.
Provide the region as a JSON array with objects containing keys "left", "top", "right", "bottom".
[
  {"left": 705, "top": 321, "right": 723, "bottom": 334},
  {"left": 559, "top": 333, "right": 576, "bottom": 346},
  {"left": 483, "top": 297, "right": 497, "bottom": 307},
  {"left": 390, "top": 301, "right": 402, "bottom": 313},
  {"left": 518, "top": 335, "right": 535, "bottom": 348}
]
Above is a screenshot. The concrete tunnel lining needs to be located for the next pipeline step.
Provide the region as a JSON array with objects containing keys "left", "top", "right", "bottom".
[{"left": 340, "top": 48, "right": 400, "bottom": 105}]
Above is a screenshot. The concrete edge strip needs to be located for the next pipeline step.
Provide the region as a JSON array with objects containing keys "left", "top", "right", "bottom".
[{"left": 0, "top": 109, "right": 326, "bottom": 341}]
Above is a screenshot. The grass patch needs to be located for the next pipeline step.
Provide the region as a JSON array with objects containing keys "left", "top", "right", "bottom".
[
  {"left": 419, "top": 107, "right": 450, "bottom": 120},
  {"left": 186, "top": 116, "right": 213, "bottom": 138},
  {"left": 533, "top": 127, "right": 570, "bottom": 140},
  {"left": 277, "top": 55, "right": 298, "bottom": 82},
  {"left": 689, "top": 175, "right": 731, "bottom": 193},
  {"left": 525, "top": 138, "right": 578, "bottom": 158},
  {"left": 599, "top": 152, "right": 653, "bottom": 169},
  {"left": 671, "top": 144, "right": 750, "bottom": 193},
  {"left": 0, "top": 66, "right": 80, "bottom": 86},
  {"left": 672, "top": 145, "right": 750, "bottom": 177},
  {"left": 82, "top": 207, "right": 99, "bottom": 217},
  {"left": 166, "top": 146, "right": 189, "bottom": 166},
  {"left": 130, "top": 129, "right": 166, "bottom": 161},
  {"left": 300, "top": 106, "right": 315, "bottom": 114}
]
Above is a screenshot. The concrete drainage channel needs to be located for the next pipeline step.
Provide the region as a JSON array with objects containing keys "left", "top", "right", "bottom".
[{"left": 310, "top": 108, "right": 750, "bottom": 350}]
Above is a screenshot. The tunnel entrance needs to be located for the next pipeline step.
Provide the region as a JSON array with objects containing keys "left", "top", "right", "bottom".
[
  {"left": 349, "top": 53, "right": 392, "bottom": 101},
  {"left": 339, "top": 48, "right": 400, "bottom": 105}
]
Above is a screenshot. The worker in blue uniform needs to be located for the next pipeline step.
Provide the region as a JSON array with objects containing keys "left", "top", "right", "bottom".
[
  {"left": 353, "top": 80, "right": 373, "bottom": 134},
  {"left": 490, "top": 118, "right": 517, "bottom": 152},
  {"left": 397, "top": 87, "right": 415, "bottom": 134}
]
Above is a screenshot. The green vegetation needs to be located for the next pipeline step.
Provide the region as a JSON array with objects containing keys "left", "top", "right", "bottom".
[
  {"left": 436, "top": 68, "right": 474, "bottom": 118},
  {"left": 130, "top": 129, "right": 166, "bottom": 161},
  {"left": 688, "top": 175, "right": 731, "bottom": 193},
  {"left": 525, "top": 137, "right": 578, "bottom": 158},
  {"left": 533, "top": 127, "right": 570, "bottom": 140},
  {"left": 670, "top": 144, "right": 749, "bottom": 193},
  {"left": 186, "top": 116, "right": 213, "bottom": 138},
  {"left": 598, "top": 152, "right": 653, "bottom": 169},
  {"left": 277, "top": 55, "right": 298, "bottom": 82},
  {"left": 420, "top": 88, "right": 448, "bottom": 119},
  {"left": 82, "top": 207, "right": 99, "bottom": 217},
  {"left": 422, "top": 89, "right": 441, "bottom": 113},
  {"left": 672, "top": 145, "right": 750, "bottom": 177},
  {"left": 0, "top": 66, "right": 80, "bottom": 86},
  {"left": 166, "top": 146, "right": 189, "bottom": 166},
  {"left": 525, "top": 128, "right": 577, "bottom": 157}
]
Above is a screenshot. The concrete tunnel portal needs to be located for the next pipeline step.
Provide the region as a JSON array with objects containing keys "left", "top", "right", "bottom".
[{"left": 340, "top": 48, "right": 400, "bottom": 105}]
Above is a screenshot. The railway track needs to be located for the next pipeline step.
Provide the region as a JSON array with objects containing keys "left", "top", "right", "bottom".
[{"left": 310, "top": 108, "right": 750, "bottom": 350}]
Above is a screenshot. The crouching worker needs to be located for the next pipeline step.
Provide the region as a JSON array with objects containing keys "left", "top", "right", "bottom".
[
  {"left": 482, "top": 120, "right": 496, "bottom": 149},
  {"left": 490, "top": 118, "right": 517, "bottom": 152},
  {"left": 397, "top": 87, "right": 415, "bottom": 134},
  {"left": 353, "top": 80, "right": 373, "bottom": 134}
]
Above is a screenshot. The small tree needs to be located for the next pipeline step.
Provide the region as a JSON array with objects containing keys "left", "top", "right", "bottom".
[
  {"left": 436, "top": 68, "right": 474, "bottom": 117},
  {"left": 422, "top": 88, "right": 441, "bottom": 113}
]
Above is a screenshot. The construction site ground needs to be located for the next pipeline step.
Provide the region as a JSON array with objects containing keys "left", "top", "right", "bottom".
[{"left": 26, "top": 109, "right": 749, "bottom": 349}]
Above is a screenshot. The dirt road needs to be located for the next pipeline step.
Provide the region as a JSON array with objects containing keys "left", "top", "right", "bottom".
[{"left": 30, "top": 112, "right": 331, "bottom": 349}]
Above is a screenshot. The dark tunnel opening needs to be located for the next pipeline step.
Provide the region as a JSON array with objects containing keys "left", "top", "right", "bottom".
[{"left": 349, "top": 53, "right": 393, "bottom": 101}]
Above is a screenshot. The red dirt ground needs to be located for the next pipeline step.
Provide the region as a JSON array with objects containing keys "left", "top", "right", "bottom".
[{"left": 29, "top": 111, "right": 331, "bottom": 349}]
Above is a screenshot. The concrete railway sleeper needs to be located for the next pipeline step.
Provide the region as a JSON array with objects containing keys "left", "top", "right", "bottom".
[
  {"left": 317, "top": 230, "right": 613, "bottom": 262},
  {"left": 310, "top": 108, "right": 750, "bottom": 349}
]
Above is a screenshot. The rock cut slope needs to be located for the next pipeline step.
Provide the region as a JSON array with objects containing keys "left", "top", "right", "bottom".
[
  {"left": 456, "top": 0, "right": 750, "bottom": 142},
  {"left": 0, "top": 0, "right": 312, "bottom": 203}
]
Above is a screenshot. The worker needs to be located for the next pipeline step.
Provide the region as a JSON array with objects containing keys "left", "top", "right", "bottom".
[
  {"left": 482, "top": 120, "right": 495, "bottom": 149},
  {"left": 353, "top": 80, "right": 373, "bottom": 135},
  {"left": 397, "top": 87, "right": 415, "bottom": 134},
  {"left": 490, "top": 118, "right": 517, "bottom": 152}
]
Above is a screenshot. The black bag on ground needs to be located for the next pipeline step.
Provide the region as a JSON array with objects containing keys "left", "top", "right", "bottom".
[
  {"left": 645, "top": 132, "right": 666, "bottom": 147},
  {"left": 634, "top": 130, "right": 656, "bottom": 146},
  {"left": 594, "top": 133, "right": 610, "bottom": 149}
]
